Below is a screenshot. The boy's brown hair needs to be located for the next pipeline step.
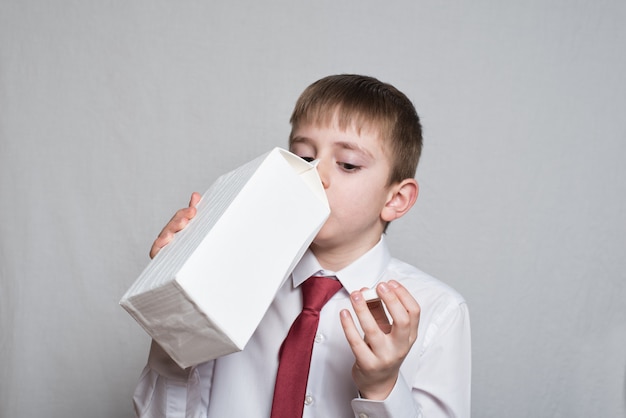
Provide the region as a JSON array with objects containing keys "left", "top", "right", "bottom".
[{"left": 289, "top": 74, "right": 423, "bottom": 184}]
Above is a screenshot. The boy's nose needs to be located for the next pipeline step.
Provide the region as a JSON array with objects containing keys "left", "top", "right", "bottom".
[{"left": 314, "top": 159, "right": 330, "bottom": 189}]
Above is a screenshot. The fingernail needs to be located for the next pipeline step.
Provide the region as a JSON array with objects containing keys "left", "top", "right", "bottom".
[
  {"left": 388, "top": 280, "right": 400, "bottom": 288},
  {"left": 378, "top": 282, "right": 389, "bottom": 293},
  {"left": 351, "top": 291, "right": 363, "bottom": 302}
]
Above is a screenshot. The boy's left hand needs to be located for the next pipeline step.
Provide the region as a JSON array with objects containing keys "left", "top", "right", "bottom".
[{"left": 340, "top": 280, "right": 421, "bottom": 400}]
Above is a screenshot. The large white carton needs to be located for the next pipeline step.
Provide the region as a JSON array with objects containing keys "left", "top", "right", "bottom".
[{"left": 120, "top": 148, "right": 329, "bottom": 368}]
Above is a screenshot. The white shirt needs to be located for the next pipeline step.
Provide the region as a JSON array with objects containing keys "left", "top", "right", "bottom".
[{"left": 133, "top": 237, "right": 471, "bottom": 417}]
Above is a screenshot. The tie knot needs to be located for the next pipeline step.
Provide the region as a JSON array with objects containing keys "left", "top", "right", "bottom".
[{"left": 301, "top": 276, "right": 343, "bottom": 312}]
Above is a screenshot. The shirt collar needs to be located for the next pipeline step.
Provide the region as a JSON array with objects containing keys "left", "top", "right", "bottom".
[{"left": 291, "top": 236, "right": 391, "bottom": 294}]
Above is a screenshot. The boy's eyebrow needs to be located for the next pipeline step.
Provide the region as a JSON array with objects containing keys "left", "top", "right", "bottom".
[
  {"left": 335, "top": 141, "right": 373, "bottom": 156},
  {"left": 291, "top": 136, "right": 375, "bottom": 160},
  {"left": 290, "top": 136, "right": 310, "bottom": 145}
]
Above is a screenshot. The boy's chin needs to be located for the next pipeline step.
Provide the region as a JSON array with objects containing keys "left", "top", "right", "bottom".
[
  {"left": 310, "top": 235, "right": 330, "bottom": 248},
  {"left": 312, "top": 223, "right": 333, "bottom": 242},
  {"left": 310, "top": 230, "right": 339, "bottom": 251}
]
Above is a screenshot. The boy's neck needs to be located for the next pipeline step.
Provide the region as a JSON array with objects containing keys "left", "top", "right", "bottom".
[{"left": 309, "top": 235, "right": 381, "bottom": 272}]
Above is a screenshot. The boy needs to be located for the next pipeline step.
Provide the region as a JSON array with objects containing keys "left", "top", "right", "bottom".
[{"left": 133, "top": 75, "right": 471, "bottom": 417}]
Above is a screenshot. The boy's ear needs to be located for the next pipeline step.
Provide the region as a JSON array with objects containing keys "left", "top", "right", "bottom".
[{"left": 381, "top": 179, "right": 419, "bottom": 222}]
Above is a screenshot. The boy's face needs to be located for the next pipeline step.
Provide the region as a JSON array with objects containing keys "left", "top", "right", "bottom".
[{"left": 290, "top": 119, "right": 396, "bottom": 266}]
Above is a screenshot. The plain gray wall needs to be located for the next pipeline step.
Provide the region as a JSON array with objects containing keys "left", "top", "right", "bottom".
[{"left": 1, "top": 1, "right": 624, "bottom": 417}]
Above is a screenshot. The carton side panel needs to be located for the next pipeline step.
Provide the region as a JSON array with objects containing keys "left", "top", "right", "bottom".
[{"left": 176, "top": 149, "right": 329, "bottom": 348}]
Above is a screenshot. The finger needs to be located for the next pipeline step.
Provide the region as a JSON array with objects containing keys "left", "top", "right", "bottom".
[
  {"left": 148, "top": 193, "right": 200, "bottom": 259},
  {"left": 339, "top": 309, "right": 376, "bottom": 362},
  {"left": 189, "top": 192, "right": 201, "bottom": 208},
  {"left": 149, "top": 213, "right": 188, "bottom": 258},
  {"left": 388, "top": 281, "right": 420, "bottom": 317},
  {"left": 166, "top": 192, "right": 201, "bottom": 233},
  {"left": 150, "top": 234, "right": 168, "bottom": 259},
  {"left": 149, "top": 243, "right": 160, "bottom": 259},
  {"left": 376, "top": 282, "right": 413, "bottom": 341},
  {"left": 385, "top": 281, "right": 421, "bottom": 344},
  {"left": 350, "top": 290, "right": 389, "bottom": 349},
  {"left": 168, "top": 208, "right": 195, "bottom": 233}
]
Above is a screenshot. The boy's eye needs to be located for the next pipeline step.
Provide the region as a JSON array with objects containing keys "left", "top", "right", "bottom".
[{"left": 338, "top": 162, "right": 361, "bottom": 172}]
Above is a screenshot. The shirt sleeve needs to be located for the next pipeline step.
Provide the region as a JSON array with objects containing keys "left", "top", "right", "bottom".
[
  {"left": 350, "top": 301, "right": 471, "bottom": 418},
  {"left": 133, "top": 340, "right": 214, "bottom": 418},
  {"left": 351, "top": 375, "right": 421, "bottom": 418}
]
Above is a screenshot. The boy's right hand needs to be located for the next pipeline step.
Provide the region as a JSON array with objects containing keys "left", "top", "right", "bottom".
[{"left": 149, "top": 192, "right": 201, "bottom": 259}]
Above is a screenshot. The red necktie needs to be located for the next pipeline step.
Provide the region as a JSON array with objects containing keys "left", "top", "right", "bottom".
[{"left": 270, "top": 276, "right": 343, "bottom": 418}]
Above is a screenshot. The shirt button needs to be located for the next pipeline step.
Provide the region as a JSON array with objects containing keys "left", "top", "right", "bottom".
[
  {"left": 358, "top": 413, "right": 369, "bottom": 418},
  {"left": 314, "top": 333, "right": 325, "bottom": 343},
  {"left": 305, "top": 394, "right": 314, "bottom": 405}
]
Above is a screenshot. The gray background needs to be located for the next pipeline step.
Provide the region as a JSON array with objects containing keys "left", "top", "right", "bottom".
[{"left": 1, "top": 1, "right": 624, "bottom": 417}]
